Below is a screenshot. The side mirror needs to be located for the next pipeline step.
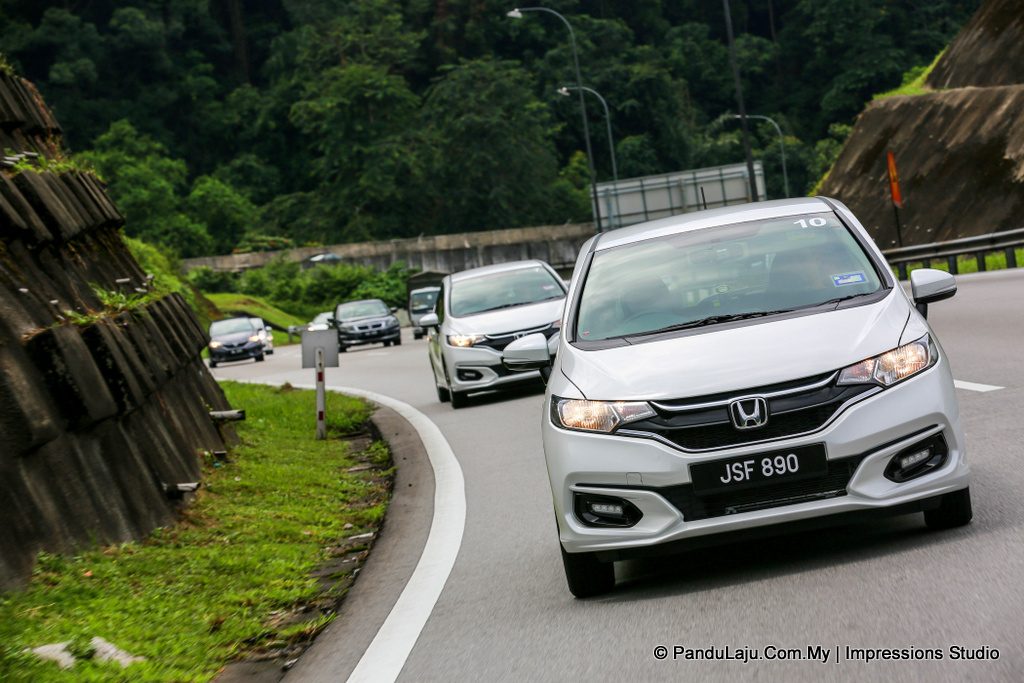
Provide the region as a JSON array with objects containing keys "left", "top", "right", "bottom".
[
  {"left": 910, "top": 268, "right": 956, "bottom": 318},
  {"left": 419, "top": 312, "right": 439, "bottom": 328},
  {"left": 502, "top": 333, "right": 552, "bottom": 371},
  {"left": 390, "top": 306, "right": 398, "bottom": 313},
  {"left": 265, "top": 325, "right": 273, "bottom": 331}
]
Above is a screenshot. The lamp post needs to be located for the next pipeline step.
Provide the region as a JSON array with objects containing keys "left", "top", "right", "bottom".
[
  {"left": 722, "top": 0, "right": 759, "bottom": 202},
  {"left": 508, "top": 7, "right": 603, "bottom": 231},
  {"left": 732, "top": 114, "right": 789, "bottom": 198},
  {"left": 558, "top": 85, "right": 619, "bottom": 227}
]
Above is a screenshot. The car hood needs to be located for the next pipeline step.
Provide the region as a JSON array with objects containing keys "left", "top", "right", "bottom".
[
  {"left": 211, "top": 331, "right": 254, "bottom": 345},
  {"left": 451, "top": 298, "right": 565, "bottom": 335},
  {"left": 561, "top": 290, "right": 911, "bottom": 401}
]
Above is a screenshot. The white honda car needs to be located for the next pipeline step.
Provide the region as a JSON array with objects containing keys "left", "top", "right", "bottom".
[
  {"left": 503, "top": 197, "right": 972, "bottom": 597},
  {"left": 420, "top": 260, "right": 566, "bottom": 408}
]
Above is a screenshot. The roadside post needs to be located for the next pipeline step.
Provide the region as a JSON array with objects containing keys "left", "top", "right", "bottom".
[
  {"left": 886, "top": 150, "right": 905, "bottom": 247},
  {"left": 301, "top": 329, "right": 339, "bottom": 440}
]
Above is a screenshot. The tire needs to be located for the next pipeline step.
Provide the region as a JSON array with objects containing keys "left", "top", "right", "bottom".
[
  {"left": 383, "top": 341, "right": 391, "bottom": 347},
  {"left": 924, "top": 487, "right": 973, "bottom": 530},
  {"left": 266, "top": 349, "right": 274, "bottom": 355},
  {"left": 393, "top": 336, "right": 402, "bottom": 346},
  {"left": 255, "top": 353, "right": 265, "bottom": 362},
  {"left": 450, "top": 390, "right": 468, "bottom": 409},
  {"left": 209, "top": 360, "right": 217, "bottom": 368},
  {"left": 436, "top": 383, "right": 450, "bottom": 403},
  {"left": 414, "top": 332, "right": 423, "bottom": 340},
  {"left": 339, "top": 345, "right": 348, "bottom": 353},
  {"left": 560, "top": 546, "right": 615, "bottom": 598}
]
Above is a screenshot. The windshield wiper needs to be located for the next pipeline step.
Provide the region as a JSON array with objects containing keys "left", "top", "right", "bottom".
[
  {"left": 813, "top": 292, "right": 874, "bottom": 308},
  {"left": 628, "top": 309, "right": 795, "bottom": 337}
]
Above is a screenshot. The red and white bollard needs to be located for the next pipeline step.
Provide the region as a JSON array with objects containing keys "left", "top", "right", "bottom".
[{"left": 315, "top": 347, "right": 326, "bottom": 440}]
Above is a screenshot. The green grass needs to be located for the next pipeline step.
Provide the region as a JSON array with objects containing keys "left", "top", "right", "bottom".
[
  {"left": 894, "top": 248, "right": 1024, "bottom": 278},
  {"left": 874, "top": 49, "right": 945, "bottom": 100},
  {"left": 0, "top": 382, "right": 389, "bottom": 682},
  {"left": 205, "top": 293, "right": 308, "bottom": 346}
]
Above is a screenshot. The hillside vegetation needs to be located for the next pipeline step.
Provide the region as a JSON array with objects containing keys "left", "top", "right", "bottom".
[{"left": 0, "top": 1, "right": 978, "bottom": 257}]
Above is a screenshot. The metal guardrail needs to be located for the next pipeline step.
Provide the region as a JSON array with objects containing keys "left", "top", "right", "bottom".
[{"left": 881, "top": 227, "right": 1024, "bottom": 279}]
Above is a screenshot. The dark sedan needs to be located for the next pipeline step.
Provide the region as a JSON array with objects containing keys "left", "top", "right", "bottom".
[
  {"left": 208, "top": 317, "right": 266, "bottom": 367},
  {"left": 334, "top": 299, "right": 401, "bottom": 351}
]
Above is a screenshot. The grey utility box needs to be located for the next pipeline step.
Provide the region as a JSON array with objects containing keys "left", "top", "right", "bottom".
[{"left": 301, "top": 329, "right": 339, "bottom": 368}]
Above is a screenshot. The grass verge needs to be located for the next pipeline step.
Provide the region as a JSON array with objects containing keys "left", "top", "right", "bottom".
[
  {"left": 205, "top": 293, "right": 308, "bottom": 346},
  {"left": 873, "top": 49, "right": 945, "bottom": 100},
  {"left": 896, "top": 247, "right": 1024, "bottom": 278},
  {"left": 0, "top": 381, "right": 392, "bottom": 682}
]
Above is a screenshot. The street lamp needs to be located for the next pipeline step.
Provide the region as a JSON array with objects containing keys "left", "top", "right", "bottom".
[
  {"left": 558, "top": 85, "right": 620, "bottom": 227},
  {"left": 722, "top": 0, "right": 759, "bottom": 202},
  {"left": 732, "top": 114, "right": 789, "bottom": 198},
  {"left": 507, "top": 6, "right": 603, "bottom": 231}
]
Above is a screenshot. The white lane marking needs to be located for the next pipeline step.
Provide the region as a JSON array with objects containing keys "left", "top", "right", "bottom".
[
  {"left": 241, "top": 379, "right": 465, "bottom": 682},
  {"left": 954, "top": 380, "right": 1004, "bottom": 393}
]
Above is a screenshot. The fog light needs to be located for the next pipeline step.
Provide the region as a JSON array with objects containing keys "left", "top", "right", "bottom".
[
  {"left": 589, "top": 502, "right": 624, "bottom": 517},
  {"left": 885, "top": 434, "right": 948, "bottom": 483},
  {"left": 574, "top": 493, "right": 642, "bottom": 528},
  {"left": 899, "top": 448, "right": 931, "bottom": 470},
  {"left": 457, "top": 368, "right": 484, "bottom": 381}
]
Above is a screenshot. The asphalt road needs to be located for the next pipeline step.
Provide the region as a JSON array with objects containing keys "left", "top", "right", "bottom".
[{"left": 212, "top": 269, "right": 1024, "bottom": 682}]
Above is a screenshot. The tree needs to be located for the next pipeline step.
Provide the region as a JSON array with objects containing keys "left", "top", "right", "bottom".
[{"left": 80, "top": 120, "right": 213, "bottom": 257}]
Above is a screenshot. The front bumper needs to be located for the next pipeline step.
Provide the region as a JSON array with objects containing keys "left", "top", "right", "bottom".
[
  {"left": 442, "top": 342, "right": 541, "bottom": 393},
  {"left": 209, "top": 341, "right": 264, "bottom": 362},
  {"left": 544, "top": 355, "right": 969, "bottom": 555},
  {"left": 339, "top": 326, "right": 401, "bottom": 346}
]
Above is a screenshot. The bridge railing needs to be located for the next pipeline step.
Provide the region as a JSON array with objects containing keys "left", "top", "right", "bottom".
[{"left": 881, "top": 227, "right": 1024, "bottom": 279}]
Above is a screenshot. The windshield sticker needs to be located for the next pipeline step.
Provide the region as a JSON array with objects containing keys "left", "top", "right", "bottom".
[{"left": 832, "top": 271, "right": 867, "bottom": 286}]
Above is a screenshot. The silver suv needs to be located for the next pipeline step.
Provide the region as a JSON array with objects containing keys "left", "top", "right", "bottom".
[{"left": 503, "top": 198, "right": 971, "bottom": 597}]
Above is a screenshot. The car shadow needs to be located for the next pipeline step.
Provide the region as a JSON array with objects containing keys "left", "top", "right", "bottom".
[
  {"left": 600, "top": 514, "right": 977, "bottom": 603},
  {"left": 461, "top": 380, "right": 547, "bottom": 407}
]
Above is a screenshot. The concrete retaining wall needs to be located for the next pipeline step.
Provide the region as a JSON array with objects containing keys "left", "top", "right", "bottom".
[
  {"left": 0, "top": 72, "right": 235, "bottom": 590},
  {"left": 180, "top": 222, "right": 596, "bottom": 274}
]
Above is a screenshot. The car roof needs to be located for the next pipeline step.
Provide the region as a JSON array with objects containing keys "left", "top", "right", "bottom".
[
  {"left": 595, "top": 197, "right": 834, "bottom": 251},
  {"left": 450, "top": 259, "right": 551, "bottom": 283}
]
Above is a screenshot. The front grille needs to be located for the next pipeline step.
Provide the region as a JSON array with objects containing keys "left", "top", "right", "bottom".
[
  {"left": 656, "top": 454, "right": 866, "bottom": 521},
  {"left": 620, "top": 376, "right": 876, "bottom": 451},
  {"left": 475, "top": 325, "right": 558, "bottom": 352}
]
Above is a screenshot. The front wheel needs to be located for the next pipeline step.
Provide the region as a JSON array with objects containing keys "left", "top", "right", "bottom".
[
  {"left": 209, "top": 360, "right": 217, "bottom": 368},
  {"left": 393, "top": 336, "right": 402, "bottom": 346},
  {"left": 254, "top": 353, "right": 265, "bottom": 362},
  {"left": 436, "top": 382, "right": 450, "bottom": 403},
  {"left": 339, "top": 344, "right": 348, "bottom": 353},
  {"left": 560, "top": 546, "right": 615, "bottom": 598},
  {"left": 924, "top": 487, "right": 973, "bottom": 530}
]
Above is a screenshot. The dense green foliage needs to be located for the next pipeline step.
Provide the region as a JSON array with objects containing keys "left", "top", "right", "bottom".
[
  {"left": 189, "top": 259, "right": 412, "bottom": 319},
  {"left": 1, "top": 0, "right": 978, "bottom": 256}
]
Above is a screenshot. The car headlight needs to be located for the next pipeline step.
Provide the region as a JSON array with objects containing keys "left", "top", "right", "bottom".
[
  {"left": 387, "top": 317, "right": 400, "bottom": 328},
  {"left": 248, "top": 335, "right": 261, "bottom": 343},
  {"left": 838, "top": 335, "right": 935, "bottom": 387},
  {"left": 448, "top": 334, "right": 486, "bottom": 347},
  {"left": 552, "top": 398, "right": 656, "bottom": 433},
  {"left": 209, "top": 341, "right": 222, "bottom": 349}
]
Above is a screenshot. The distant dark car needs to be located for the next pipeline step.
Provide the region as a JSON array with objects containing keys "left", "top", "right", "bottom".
[
  {"left": 334, "top": 299, "right": 401, "bottom": 351},
  {"left": 208, "top": 317, "right": 266, "bottom": 367}
]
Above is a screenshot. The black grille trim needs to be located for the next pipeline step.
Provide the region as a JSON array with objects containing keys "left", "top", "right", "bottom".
[
  {"left": 620, "top": 382, "right": 878, "bottom": 452},
  {"left": 475, "top": 325, "right": 558, "bottom": 352}
]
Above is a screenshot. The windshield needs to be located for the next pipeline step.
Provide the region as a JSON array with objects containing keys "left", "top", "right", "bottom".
[
  {"left": 450, "top": 266, "right": 565, "bottom": 317},
  {"left": 210, "top": 318, "right": 255, "bottom": 336},
  {"left": 336, "top": 300, "right": 389, "bottom": 320},
  {"left": 410, "top": 289, "right": 439, "bottom": 312},
  {"left": 575, "top": 212, "right": 884, "bottom": 342}
]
